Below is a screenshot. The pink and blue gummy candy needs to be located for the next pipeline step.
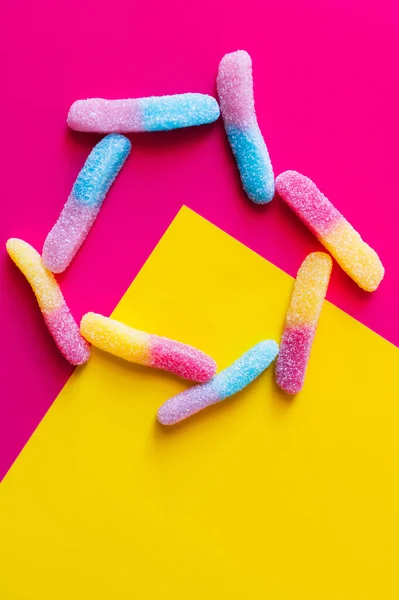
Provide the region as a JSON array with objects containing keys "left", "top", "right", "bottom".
[
  {"left": 217, "top": 50, "right": 275, "bottom": 204},
  {"left": 67, "top": 94, "right": 220, "bottom": 133},
  {"left": 42, "top": 134, "right": 131, "bottom": 273},
  {"left": 157, "top": 340, "right": 279, "bottom": 425}
]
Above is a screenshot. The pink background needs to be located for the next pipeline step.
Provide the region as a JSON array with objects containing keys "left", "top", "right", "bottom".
[{"left": 1, "top": 0, "right": 398, "bottom": 481}]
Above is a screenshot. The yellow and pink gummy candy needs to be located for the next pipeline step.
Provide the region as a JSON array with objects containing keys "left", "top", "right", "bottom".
[
  {"left": 80, "top": 312, "right": 217, "bottom": 382},
  {"left": 275, "top": 252, "right": 332, "bottom": 394},
  {"left": 6, "top": 238, "right": 90, "bottom": 365},
  {"left": 276, "top": 171, "right": 384, "bottom": 292}
]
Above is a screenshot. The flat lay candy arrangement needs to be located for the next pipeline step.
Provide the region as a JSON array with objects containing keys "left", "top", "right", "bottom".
[{"left": 6, "top": 50, "right": 384, "bottom": 425}]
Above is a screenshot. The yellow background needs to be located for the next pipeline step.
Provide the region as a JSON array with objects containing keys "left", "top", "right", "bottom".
[{"left": 0, "top": 207, "right": 398, "bottom": 599}]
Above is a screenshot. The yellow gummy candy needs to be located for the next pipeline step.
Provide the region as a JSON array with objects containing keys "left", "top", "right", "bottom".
[
  {"left": 80, "top": 313, "right": 151, "bottom": 364},
  {"left": 321, "top": 220, "right": 384, "bottom": 293},
  {"left": 6, "top": 238, "right": 63, "bottom": 312},
  {"left": 286, "top": 252, "right": 333, "bottom": 328}
]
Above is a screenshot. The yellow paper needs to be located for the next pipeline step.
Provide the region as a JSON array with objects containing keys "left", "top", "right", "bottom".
[{"left": 0, "top": 206, "right": 398, "bottom": 600}]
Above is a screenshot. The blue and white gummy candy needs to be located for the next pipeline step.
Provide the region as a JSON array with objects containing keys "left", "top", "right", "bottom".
[
  {"left": 42, "top": 134, "right": 131, "bottom": 273},
  {"left": 67, "top": 93, "right": 220, "bottom": 133},
  {"left": 217, "top": 50, "right": 275, "bottom": 204},
  {"left": 157, "top": 340, "right": 279, "bottom": 425}
]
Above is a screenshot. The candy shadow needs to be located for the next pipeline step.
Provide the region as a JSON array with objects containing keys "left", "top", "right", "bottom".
[
  {"left": 152, "top": 384, "right": 260, "bottom": 440},
  {"left": 66, "top": 122, "right": 217, "bottom": 152},
  {"left": 132, "top": 125, "right": 220, "bottom": 159},
  {"left": 66, "top": 128, "right": 104, "bottom": 151},
  {"left": 270, "top": 370, "right": 296, "bottom": 411},
  {"left": 273, "top": 191, "right": 320, "bottom": 247},
  {"left": 89, "top": 345, "right": 202, "bottom": 387}
]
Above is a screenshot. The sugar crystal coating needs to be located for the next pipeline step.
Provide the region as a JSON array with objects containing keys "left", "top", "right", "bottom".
[
  {"left": 43, "top": 305, "right": 91, "bottom": 365},
  {"left": 42, "top": 134, "right": 131, "bottom": 274},
  {"left": 275, "top": 326, "right": 315, "bottom": 395},
  {"left": 81, "top": 313, "right": 217, "bottom": 382},
  {"left": 149, "top": 336, "right": 216, "bottom": 383},
  {"left": 42, "top": 197, "right": 100, "bottom": 274},
  {"left": 275, "top": 170, "right": 341, "bottom": 236},
  {"left": 276, "top": 171, "right": 384, "bottom": 291},
  {"left": 157, "top": 340, "right": 279, "bottom": 425},
  {"left": 140, "top": 95, "right": 220, "bottom": 131},
  {"left": 216, "top": 51, "right": 256, "bottom": 126},
  {"left": 227, "top": 126, "right": 275, "bottom": 203},
  {"left": 68, "top": 100, "right": 142, "bottom": 133},
  {"left": 6, "top": 238, "right": 63, "bottom": 312},
  {"left": 275, "top": 252, "right": 332, "bottom": 394},
  {"left": 157, "top": 383, "right": 221, "bottom": 426},
  {"left": 322, "top": 220, "right": 384, "bottom": 293},
  {"left": 286, "top": 252, "right": 332, "bottom": 327},
  {"left": 217, "top": 50, "right": 274, "bottom": 204},
  {"left": 67, "top": 94, "right": 220, "bottom": 133},
  {"left": 81, "top": 313, "right": 151, "bottom": 364},
  {"left": 6, "top": 238, "right": 90, "bottom": 365}
]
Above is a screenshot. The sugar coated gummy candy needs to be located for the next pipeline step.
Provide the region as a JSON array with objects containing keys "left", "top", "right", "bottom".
[
  {"left": 275, "top": 252, "right": 332, "bottom": 394},
  {"left": 157, "top": 340, "right": 279, "bottom": 425},
  {"left": 42, "top": 134, "right": 131, "bottom": 273},
  {"left": 276, "top": 171, "right": 384, "bottom": 292},
  {"left": 6, "top": 238, "right": 90, "bottom": 365},
  {"left": 67, "top": 94, "right": 220, "bottom": 133},
  {"left": 217, "top": 50, "right": 274, "bottom": 204},
  {"left": 80, "top": 312, "right": 217, "bottom": 382}
]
